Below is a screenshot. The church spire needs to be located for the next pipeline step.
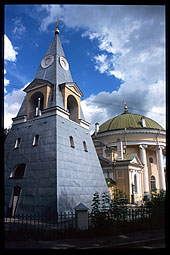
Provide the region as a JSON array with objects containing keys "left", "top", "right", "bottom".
[{"left": 33, "top": 20, "right": 73, "bottom": 86}]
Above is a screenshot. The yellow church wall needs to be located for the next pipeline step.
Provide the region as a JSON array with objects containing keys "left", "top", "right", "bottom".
[
  {"left": 96, "top": 149, "right": 103, "bottom": 156},
  {"left": 99, "top": 134, "right": 165, "bottom": 146},
  {"left": 114, "top": 168, "right": 130, "bottom": 201},
  {"left": 126, "top": 145, "right": 140, "bottom": 157},
  {"left": 146, "top": 149, "right": 160, "bottom": 191}
]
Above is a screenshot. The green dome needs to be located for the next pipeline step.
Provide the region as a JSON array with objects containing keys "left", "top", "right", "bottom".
[{"left": 99, "top": 112, "right": 164, "bottom": 133}]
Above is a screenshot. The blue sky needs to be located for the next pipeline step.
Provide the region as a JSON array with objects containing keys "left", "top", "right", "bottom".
[{"left": 4, "top": 5, "right": 166, "bottom": 132}]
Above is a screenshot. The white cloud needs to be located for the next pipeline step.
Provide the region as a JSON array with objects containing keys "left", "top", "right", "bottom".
[
  {"left": 12, "top": 17, "right": 26, "bottom": 38},
  {"left": 37, "top": 5, "right": 165, "bottom": 131},
  {"left": 4, "top": 77, "right": 10, "bottom": 94},
  {"left": 94, "top": 54, "right": 109, "bottom": 73},
  {"left": 4, "top": 35, "right": 18, "bottom": 62},
  {"left": 81, "top": 78, "right": 166, "bottom": 133},
  {"left": 4, "top": 83, "right": 30, "bottom": 129},
  {"left": 39, "top": 5, "right": 63, "bottom": 31},
  {"left": 26, "top": 5, "right": 165, "bottom": 133}
]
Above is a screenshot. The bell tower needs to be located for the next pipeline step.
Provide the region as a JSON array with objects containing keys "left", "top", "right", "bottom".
[{"left": 5, "top": 21, "right": 108, "bottom": 216}]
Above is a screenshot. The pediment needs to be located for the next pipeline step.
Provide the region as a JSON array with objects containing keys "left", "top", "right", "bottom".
[
  {"left": 130, "top": 155, "right": 142, "bottom": 166},
  {"left": 24, "top": 79, "right": 53, "bottom": 93},
  {"left": 123, "top": 153, "right": 142, "bottom": 166},
  {"left": 59, "top": 82, "right": 84, "bottom": 97}
]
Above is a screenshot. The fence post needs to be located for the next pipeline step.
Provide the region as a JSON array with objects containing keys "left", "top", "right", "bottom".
[{"left": 74, "top": 203, "right": 89, "bottom": 231}]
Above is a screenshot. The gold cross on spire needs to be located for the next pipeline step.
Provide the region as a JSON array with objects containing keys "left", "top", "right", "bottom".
[{"left": 55, "top": 18, "right": 61, "bottom": 34}]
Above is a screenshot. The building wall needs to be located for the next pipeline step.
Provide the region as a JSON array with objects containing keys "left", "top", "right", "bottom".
[
  {"left": 146, "top": 149, "right": 160, "bottom": 191},
  {"left": 5, "top": 113, "right": 109, "bottom": 215},
  {"left": 5, "top": 115, "right": 57, "bottom": 215},
  {"left": 93, "top": 129, "right": 166, "bottom": 203}
]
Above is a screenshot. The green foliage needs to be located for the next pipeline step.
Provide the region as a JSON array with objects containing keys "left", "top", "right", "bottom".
[
  {"left": 144, "top": 189, "right": 166, "bottom": 208},
  {"left": 91, "top": 190, "right": 128, "bottom": 226},
  {"left": 143, "top": 189, "right": 166, "bottom": 226},
  {"left": 111, "top": 189, "right": 128, "bottom": 205}
]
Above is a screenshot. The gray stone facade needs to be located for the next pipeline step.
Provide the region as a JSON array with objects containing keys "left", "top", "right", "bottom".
[{"left": 4, "top": 30, "right": 108, "bottom": 216}]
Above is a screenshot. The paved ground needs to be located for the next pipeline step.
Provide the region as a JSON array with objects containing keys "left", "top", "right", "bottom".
[{"left": 5, "top": 229, "right": 166, "bottom": 249}]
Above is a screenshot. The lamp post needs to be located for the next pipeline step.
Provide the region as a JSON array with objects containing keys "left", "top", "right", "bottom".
[{"left": 131, "top": 184, "right": 135, "bottom": 204}]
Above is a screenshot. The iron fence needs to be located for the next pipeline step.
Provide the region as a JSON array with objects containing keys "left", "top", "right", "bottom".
[
  {"left": 4, "top": 212, "right": 76, "bottom": 231},
  {"left": 88, "top": 206, "right": 152, "bottom": 228},
  {"left": 4, "top": 206, "right": 152, "bottom": 232}
]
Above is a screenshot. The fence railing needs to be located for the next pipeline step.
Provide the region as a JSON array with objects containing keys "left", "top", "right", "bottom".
[
  {"left": 88, "top": 206, "right": 152, "bottom": 228},
  {"left": 4, "top": 212, "right": 76, "bottom": 231},
  {"left": 4, "top": 207, "right": 152, "bottom": 232}
]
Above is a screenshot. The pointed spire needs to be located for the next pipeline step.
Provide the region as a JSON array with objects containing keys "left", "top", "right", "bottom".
[
  {"left": 123, "top": 99, "right": 128, "bottom": 113},
  {"left": 34, "top": 22, "right": 73, "bottom": 86}
]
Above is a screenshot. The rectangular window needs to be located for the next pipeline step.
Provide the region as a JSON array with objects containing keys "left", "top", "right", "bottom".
[
  {"left": 14, "top": 138, "right": 21, "bottom": 149},
  {"left": 117, "top": 170, "right": 124, "bottom": 179},
  {"left": 83, "top": 141, "right": 88, "bottom": 152},
  {"left": 70, "top": 136, "right": 75, "bottom": 148}
]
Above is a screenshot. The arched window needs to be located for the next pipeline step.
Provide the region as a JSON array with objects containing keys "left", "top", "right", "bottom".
[
  {"left": 9, "top": 164, "right": 26, "bottom": 179},
  {"left": 32, "top": 134, "right": 39, "bottom": 146},
  {"left": 67, "top": 95, "right": 79, "bottom": 123},
  {"left": 27, "top": 92, "right": 44, "bottom": 119},
  {"left": 134, "top": 174, "right": 137, "bottom": 193},
  {"left": 70, "top": 136, "right": 75, "bottom": 148},
  {"left": 83, "top": 141, "right": 88, "bottom": 152},
  {"left": 14, "top": 138, "right": 21, "bottom": 149},
  {"left": 151, "top": 175, "right": 156, "bottom": 191},
  {"left": 7, "top": 185, "right": 22, "bottom": 217}
]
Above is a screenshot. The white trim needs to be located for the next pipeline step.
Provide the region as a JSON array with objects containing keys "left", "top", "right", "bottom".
[
  {"left": 79, "top": 119, "right": 90, "bottom": 130},
  {"left": 107, "top": 140, "right": 166, "bottom": 147},
  {"left": 12, "top": 115, "right": 27, "bottom": 125},
  {"left": 65, "top": 85, "right": 82, "bottom": 98},
  {"left": 97, "top": 128, "right": 165, "bottom": 138}
]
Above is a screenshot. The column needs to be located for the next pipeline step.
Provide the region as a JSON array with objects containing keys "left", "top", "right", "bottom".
[
  {"left": 139, "top": 145, "right": 149, "bottom": 195},
  {"left": 157, "top": 145, "right": 166, "bottom": 190}
]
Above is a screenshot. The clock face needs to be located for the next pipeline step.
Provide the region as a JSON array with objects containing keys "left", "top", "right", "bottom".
[
  {"left": 59, "top": 56, "right": 69, "bottom": 71},
  {"left": 41, "top": 55, "right": 54, "bottom": 68}
]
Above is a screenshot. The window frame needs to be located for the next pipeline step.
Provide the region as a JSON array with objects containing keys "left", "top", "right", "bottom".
[{"left": 150, "top": 175, "right": 156, "bottom": 191}]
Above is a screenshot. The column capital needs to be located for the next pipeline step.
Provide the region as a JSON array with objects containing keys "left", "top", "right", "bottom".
[
  {"left": 139, "top": 144, "right": 148, "bottom": 149},
  {"left": 156, "top": 145, "right": 165, "bottom": 150}
]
